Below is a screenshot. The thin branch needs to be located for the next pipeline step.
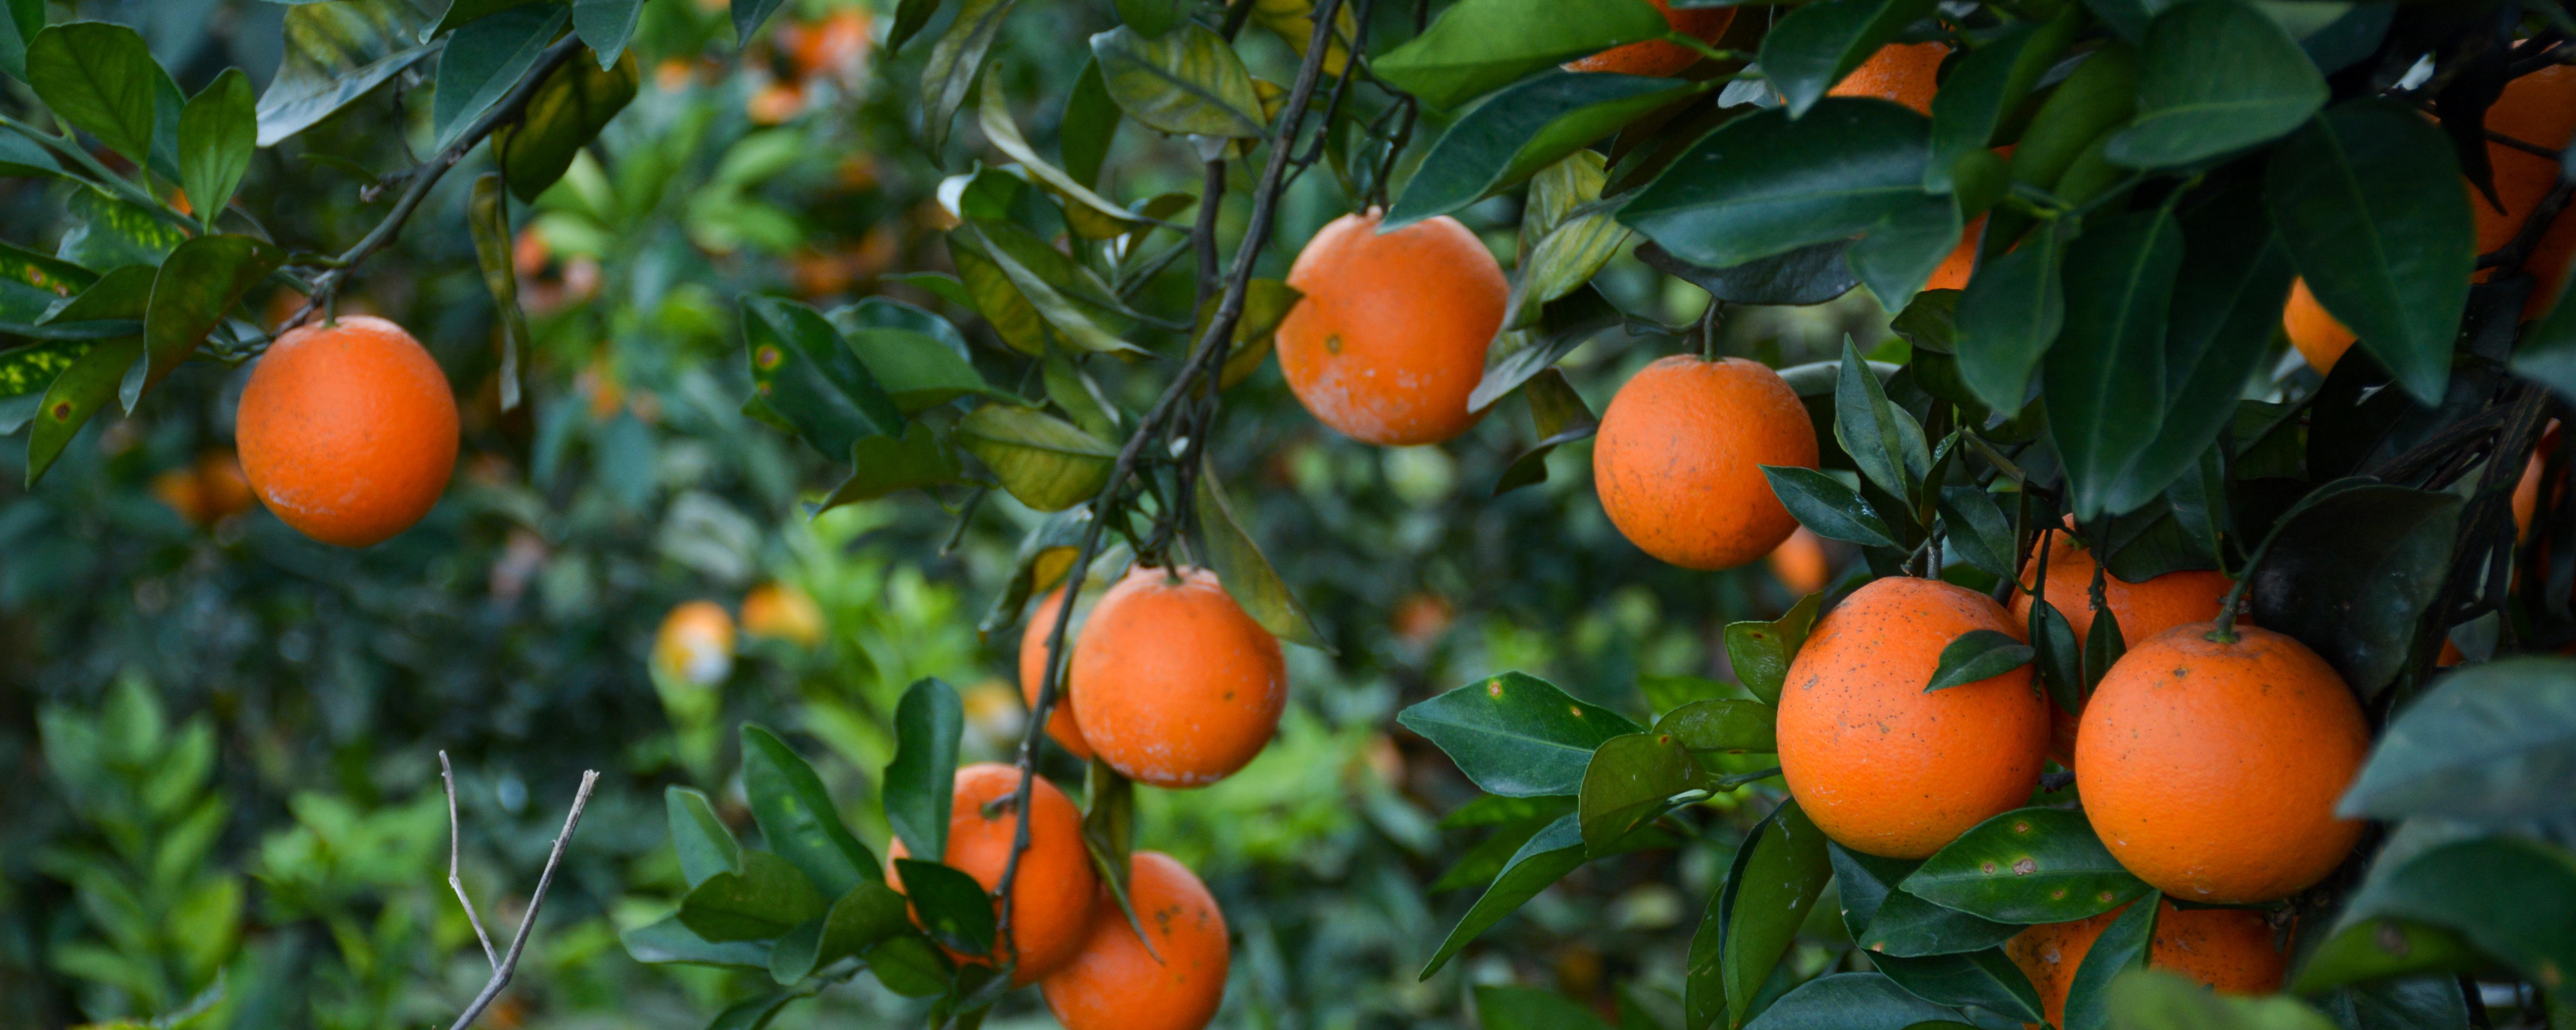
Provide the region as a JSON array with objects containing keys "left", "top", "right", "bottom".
[
  {"left": 439, "top": 751, "right": 501, "bottom": 971},
  {"left": 444, "top": 767, "right": 601, "bottom": 1030}
]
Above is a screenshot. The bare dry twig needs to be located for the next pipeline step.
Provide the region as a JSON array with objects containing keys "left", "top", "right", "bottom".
[{"left": 439, "top": 759, "right": 601, "bottom": 1030}]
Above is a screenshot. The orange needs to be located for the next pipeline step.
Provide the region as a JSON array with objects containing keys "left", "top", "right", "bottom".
[
  {"left": 2009, "top": 529, "right": 2233, "bottom": 761},
  {"left": 2476, "top": 62, "right": 2576, "bottom": 318},
  {"left": 1925, "top": 215, "right": 1986, "bottom": 291},
  {"left": 1777, "top": 576, "right": 2050, "bottom": 859},
  {"left": 1069, "top": 566, "right": 1287, "bottom": 786},
  {"left": 237, "top": 315, "right": 457, "bottom": 547},
  {"left": 1564, "top": 0, "right": 1735, "bottom": 78},
  {"left": 741, "top": 582, "right": 826, "bottom": 647},
  {"left": 886, "top": 763, "right": 1097, "bottom": 982},
  {"left": 2281, "top": 278, "right": 2357, "bottom": 374},
  {"left": 652, "top": 601, "right": 736, "bottom": 686},
  {"left": 153, "top": 451, "right": 256, "bottom": 529},
  {"left": 1019, "top": 586, "right": 1094, "bottom": 761},
  {"left": 1042, "top": 851, "right": 1230, "bottom": 1030},
  {"left": 2078, "top": 623, "right": 2369, "bottom": 903},
  {"left": 1767, "top": 527, "right": 1831, "bottom": 595},
  {"left": 1276, "top": 211, "right": 1506, "bottom": 445},
  {"left": 1592, "top": 355, "right": 1819, "bottom": 570},
  {"left": 2004, "top": 899, "right": 2288, "bottom": 1029},
  {"left": 1829, "top": 42, "right": 1948, "bottom": 115}
]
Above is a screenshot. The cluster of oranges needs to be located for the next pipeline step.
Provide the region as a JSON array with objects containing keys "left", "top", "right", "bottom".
[{"left": 650, "top": 583, "right": 829, "bottom": 686}]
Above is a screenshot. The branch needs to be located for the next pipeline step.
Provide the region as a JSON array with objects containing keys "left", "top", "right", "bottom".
[
  {"left": 440, "top": 751, "right": 502, "bottom": 970},
  {"left": 443, "top": 763, "right": 601, "bottom": 1030}
]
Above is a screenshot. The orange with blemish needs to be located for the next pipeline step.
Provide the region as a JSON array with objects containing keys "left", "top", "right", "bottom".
[
  {"left": 2005, "top": 899, "right": 2289, "bottom": 1029},
  {"left": 1041, "top": 851, "right": 1230, "bottom": 1030},
  {"left": 1069, "top": 566, "right": 1287, "bottom": 787},
  {"left": 2009, "top": 529, "right": 2233, "bottom": 763},
  {"left": 237, "top": 315, "right": 457, "bottom": 547},
  {"left": 1276, "top": 211, "right": 1506, "bottom": 445},
  {"left": 1019, "top": 585, "right": 1095, "bottom": 761},
  {"left": 1593, "top": 355, "right": 1819, "bottom": 570},
  {"left": 886, "top": 763, "right": 1097, "bottom": 982}
]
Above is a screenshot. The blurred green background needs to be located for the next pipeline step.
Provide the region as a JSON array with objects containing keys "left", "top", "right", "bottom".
[{"left": 0, "top": 0, "right": 1897, "bottom": 1024}]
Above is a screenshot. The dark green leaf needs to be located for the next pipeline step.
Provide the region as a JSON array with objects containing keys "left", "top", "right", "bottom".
[
  {"left": 816, "top": 422, "right": 966, "bottom": 510},
  {"left": 1848, "top": 197, "right": 1962, "bottom": 314},
  {"left": 1763, "top": 466, "right": 1901, "bottom": 548},
  {"left": 1113, "top": 0, "right": 1186, "bottom": 40},
  {"left": 732, "top": 0, "right": 788, "bottom": 44},
  {"left": 2028, "top": 595, "right": 2084, "bottom": 715},
  {"left": 2245, "top": 482, "right": 2461, "bottom": 697},
  {"left": 1724, "top": 799, "right": 1836, "bottom": 1026},
  {"left": 1389, "top": 70, "right": 1701, "bottom": 229},
  {"left": 1836, "top": 335, "right": 1932, "bottom": 504},
  {"left": 1652, "top": 699, "right": 1775, "bottom": 753},
  {"left": 866, "top": 933, "right": 953, "bottom": 997},
  {"left": 2328, "top": 836, "right": 2576, "bottom": 991},
  {"left": 667, "top": 786, "right": 742, "bottom": 889},
  {"left": 1397, "top": 671, "right": 1645, "bottom": 797},
  {"left": 2308, "top": 976, "right": 2474, "bottom": 1030},
  {"left": 889, "top": 0, "right": 944, "bottom": 53},
  {"left": 1624, "top": 100, "right": 1934, "bottom": 270},
  {"left": 2062, "top": 892, "right": 2156, "bottom": 1030},
  {"left": 572, "top": 0, "right": 645, "bottom": 65},
  {"left": 1926, "top": 15, "right": 2075, "bottom": 193},
  {"left": 1420, "top": 814, "right": 1587, "bottom": 978},
  {"left": 1088, "top": 24, "right": 1263, "bottom": 138},
  {"left": 431, "top": 3, "right": 568, "bottom": 151},
  {"left": 2081, "top": 599, "right": 2126, "bottom": 692},
  {"left": 883, "top": 678, "right": 963, "bottom": 864},
  {"left": 1925, "top": 629, "right": 2033, "bottom": 693},
  {"left": 176, "top": 69, "right": 255, "bottom": 221},
  {"left": 829, "top": 296, "right": 973, "bottom": 360},
  {"left": 741, "top": 724, "right": 881, "bottom": 896},
  {"left": 41, "top": 265, "right": 153, "bottom": 324},
  {"left": 26, "top": 335, "right": 138, "bottom": 487},
  {"left": 1739, "top": 972, "right": 1962, "bottom": 1030},
  {"left": 26, "top": 22, "right": 168, "bottom": 166},
  {"left": 257, "top": 0, "right": 436, "bottom": 146},
  {"left": 893, "top": 857, "right": 997, "bottom": 958},
  {"left": 680, "top": 850, "right": 829, "bottom": 942},
  {"left": 2341, "top": 657, "right": 2576, "bottom": 826},
  {"left": 621, "top": 915, "right": 775, "bottom": 968},
  {"left": 1862, "top": 891, "right": 2022, "bottom": 958},
  {"left": 1196, "top": 454, "right": 1331, "bottom": 651},
  {"left": 1759, "top": 0, "right": 1939, "bottom": 119},
  {"left": 0, "top": 131, "right": 63, "bottom": 179},
  {"left": 2105, "top": 1, "right": 2325, "bottom": 170},
  {"left": 1872, "top": 950, "right": 2044, "bottom": 1024},
  {"left": 1638, "top": 239, "right": 1860, "bottom": 306},
  {"left": 951, "top": 222, "right": 1142, "bottom": 356},
  {"left": 1476, "top": 985, "right": 1616, "bottom": 1030},
  {"left": 59, "top": 189, "right": 184, "bottom": 270},
  {"left": 1430, "top": 814, "right": 1557, "bottom": 892},
  {"left": 1371, "top": 0, "right": 1669, "bottom": 110},
  {"left": 2291, "top": 918, "right": 2487, "bottom": 997},
  {"left": 1468, "top": 284, "right": 1622, "bottom": 412},
  {"left": 2045, "top": 208, "right": 2184, "bottom": 521},
  {"left": 0, "top": 240, "right": 94, "bottom": 324},
  {"left": 494, "top": 49, "right": 638, "bottom": 202},
  {"left": 1954, "top": 218, "right": 2067, "bottom": 411},
  {"left": 2102, "top": 967, "right": 2339, "bottom": 1030},
  {"left": 920, "top": 0, "right": 1014, "bottom": 156},
  {"left": 1061, "top": 59, "right": 1118, "bottom": 188},
  {"left": 957, "top": 403, "right": 1116, "bottom": 512},
  {"left": 1727, "top": 591, "right": 1824, "bottom": 706},
  {"left": 1939, "top": 486, "right": 2014, "bottom": 578},
  {"left": 2265, "top": 99, "right": 2473, "bottom": 406},
  {"left": 468, "top": 173, "right": 529, "bottom": 411},
  {"left": 706, "top": 990, "right": 798, "bottom": 1030},
  {"left": 1493, "top": 367, "right": 1598, "bottom": 496},
  {"left": 1577, "top": 733, "right": 1701, "bottom": 852},
  {"left": 1900, "top": 807, "right": 2149, "bottom": 924},
  {"left": 841, "top": 327, "right": 996, "bottom": 412},
  {"left": 0, "top": 0, "right": 34, "bottom": 81},
  {"left": 743, "top": 296, "right": 904, "bottom": 460}
]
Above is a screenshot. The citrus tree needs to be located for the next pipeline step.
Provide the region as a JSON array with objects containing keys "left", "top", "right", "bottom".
[{"left": 6, "top": 0, "right": 2576, "bottom": 1028}]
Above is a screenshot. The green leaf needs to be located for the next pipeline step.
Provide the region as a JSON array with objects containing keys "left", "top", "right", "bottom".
[
  {"left": 951, "top": 222, "right": 1142, "bottom": 356},
  {"left": 2061, "top": 892, "right": 2157, "bottom": 1030},
  {"left": 866, "top": 933, "right": 954, "bottom": 997},
  {"left": 1653, "top": 699, "right": 1775, "bottom": 754},
  {"left": 1759, "top": 0, "right": 1940, "bottom": 119},
  {"left": 1720, "top": 799, "right": 1835, "bottom": 1026},
  {"left": 1637, "top": 239, "right": 1860, "bottom": 306},
  {"left": 0, "top": 130, "right": 62, "bottom": 179},
  {"left": 956, "top": 403, "right": 1117, "bottom": 512},
  {"left": 1468, "top": 284, "right": 1622, "bottom": 412},
  {"left": 743, "top": 296, "right": 904, "bottom": 460},
  {"left": 1836, "top": 846, "right": 2020, "bottom": 957},
  {"left": 1443, "top": 794, "right": 1577, "bottom": 829},
  {"left": 257, "top": 0, "right": 437, "bottom": 146},
  {"left": 1924, "top": 629, "right": 2033, "bottom": 693},
  {"left": 680, "top": 850, "right": 829, "bottom": 942},
  {"left": 1430, "top": 813, "right": 1557, "bottom": 892},
  {"left": 2105, "top": 1, "right": 2325, "bottom": 170},
  {"left": 1493, "top": 367, "right": 1598, "bottom": 496},
  {"left": 801, "top": 882, "right": 911, "bottom": 976},
  {"left": 1938, "top": 486, "right": 2014, "bottom": 578},
  {"left": 892, "top": 857, "right": 997, "bottom": 957},
  {"left": 841, "top": 327, "right": 996, "bottom": 412},
  {"left": 131, "top": 234, "right": 281, "bottom": 411},
  {"left": 2045, "top": 208, "right": 2183, "bottom": 521},
  {"left": 1737, "top": 973, "right": 1963, "bottom": 1030},
  {"left": 1762, "top": 466, "right": 1901, "bottom": 548},
  {"left": 1371, "top": 0, "right": 1670, "bottom": 111},
  {"left": 494, "top": 49, "right": 639, "bottom": 202},
  {"left": 176, "top": 69, "right": 255, "bottom": 222},
  {"left": 1835, "top": 335, "right": 1931, "bottom": 505},
  {"left": 1926, "top": 15, "right": 2076, "bottom": 193},
  {"left": 2308, "top": 976, "right": 2475, "bottom": 1030},
  {"left": 888, "top": 0, "right": 945, "bottom": 53},
  {"left": 1871, "top": 950, "right": 2044, "bottom": 1024},
  {"left": 817, "top": 422, "right": 966, "bottom": 509},
  {"left": 707, "top": 990, "right": 799, "bottom": 1030},
  {"left": 2291, "top": 917, "right": 2486, "bottom": 997},
  {"left": 883, "top": 678, "right": 963, "bottom": 863},
  {"left": 1476, "top": 985, "right": 1616, "bottom": 1030},
  {"left": 2328, "top": 835, "right": 2576, "bottom": 993},
  {"left": 1061, "top": 59, "right": 1118, "bottom": 188},
  {"left": 468, "top": 173, "right": 530, "bottom": 411},
  {"left": 2245, "top": 482, "right": 2460, "bottom": 698},
  {"left": 0, "top": 340, "right": 90, "bottom": 430},
  {"left": 2103, "top": 967, "right": 2339, "bottom": 1030},
  {"left": 0, "top": 0, "right": 34, "bottom": 81},
  {"left": 1954, "top": 218, "right": 2068, "bottom": 411},
  {"left": 26, "top": 335, "right": 138, "bottom": 487},
  {"left": 2341, "top": 657, "right": 2576, "bottom": 826},
  {"left": 1505, "top": 161, "right": 1634, "bottom": 330},
  {"left": 1640, "top": 674, "right": 1734, "bottom": 716},
  {"left": 59, "top": 189, "right": 184, "bottom": 270},
  {"left": 573, "top": 0, "right": 646, "bottom": 66},
  {"left": 0, "top": 240, "right": 95, "bottom": 324},
  {"left": 732, "top": 0, "right": 788, "bottom": 43},
  {"left": 42, "top": 265, "right": 153, "bottom": 324},
  {"left": 1725, "top": 591, "right": 1823, "bottom": 706},
  {"left": 1388, "top": 70, "right": 1701, "bottom": 230},
  {"left": 1577, "top": 733, "right": 1701, "bottom": 852},
  {"left": 2264, "top": 99, "right": 2473, "bottom": 407},
  {"left": 920, "top": 0, "right": 1015, "bottom": 157},
  {"left": 622, "top": 915, "right": 775, "bottom": 968},
  {"left": 1623, "top": 100, "right": 1935, "bottom": 271},
  {"left": 1848, "top": 197, "right": 1962, "bottom": 314},
  {"left": 666, "top": 786, "right": 742, "bottom": 889},
  {"left": 1397, "top": 672, "right": 1645, "bottom": 797},
  {"left": 1088, "top": 24, "right": 1265, "bottom": 139},
  {"left": 26, "top": 22, "right": 168, "bottom": 166},
  {"left": 977, "top": 73, "right": 1136, "bottom": 238},
  {"left": 431, "top": 3, "right": 568, "bottom": 151},
  {"left": 1419, "top": 814, "right": 1587, "bottom": 978},
  {"left": 741, "top": 724, "right": 881, "bottom": 897},
  {"left": 830, "top": 296, "right": 974, "bottom": 359},
  {"left": 1212, "top": 277, "right": 1305, "bottom": 390},
  {"left": 1078, "top": 759, "right": 1142, "bottom": 936},
  {"left": 2028, "top": 594, "right": 2084, "bottom": 715},
  {"left": 1900, "top": 808, "right": 2149, "bottom": 924},
  {"left": 1195, "top": 454, "right": 1332, "bottom": 651}
]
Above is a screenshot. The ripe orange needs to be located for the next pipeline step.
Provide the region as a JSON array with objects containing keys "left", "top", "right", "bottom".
[
  {"left": 885, "top": 763, "right": 1098, "bottom": 982},
  {"left": 741, "top": 582, "right": 826, "bottom": 647},
  {"left": 1829, "top": 42, "right": 1948, "bottom": 115},
  {"left": 2078, "top": 623, "right": 2369, "bottom": 903},
  {"left": 1069, "top": 566, "right": 1288, "bottom": 787},
  {"left": 1564, "top": 0, "right": 1735, "bottom": 78},
  {"left": 1767, "top": 527, "right": 1831, "bottom": 595},
  {"left": 2004, "top": 899, "right": 2288, "bottom": 1029},
  {"left": 153, "top": 451, "right": 256, "bottom": 529},
  {"left": 1925, "top": 215, "right": 1986, "bottom": 291},
  {"left": 238, "top": 315, "right": 458, "bottom": 547},
  {"left": 1020, "top": 586, "right": 1094, "bottom": 761},
  {"left": 652, "top": 601, "right": 737, "bottom": 687},
  {"left": 1042, "top": 851, "right": 1230, "bottom": 1030},
  {"left": 1777, "top": 576, "right": 2050, "bottom": 859},
  {"left": 1276, "top": 211, "right": 1506, "bottom": 445},
  {"left": 1592, "top": 355, "right": 1819, "bottom": 570},
  {"left": 2009, "top": 529, "right": 2232, "bottom": 761},
  {"left": 2477, "top": 62, "right": 2576, "bottom": 318},
  {"left": 2281, "top": 278, "right": 2357, "bottom": 374}
]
